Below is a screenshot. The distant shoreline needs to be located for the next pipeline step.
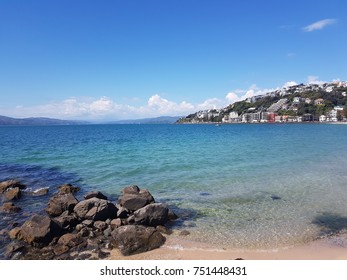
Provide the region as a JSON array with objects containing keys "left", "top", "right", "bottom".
[{"left": 176, "top": 121, "right": 347, "bottom": 125}]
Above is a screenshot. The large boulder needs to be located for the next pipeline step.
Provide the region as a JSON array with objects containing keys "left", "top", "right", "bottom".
[
  {"left": 118, "top": 185, "right": 155, "bottom": 212},
  {"left": 46, "top": 193, "right": 79, "bottom": 217},
  {"left": 73, "top": 197, "right": 117, "bottom": 221},
  {"left": 0, "top": 180, "right": 26, "bottom": 194},
  {"left": 111, "top": 225, "right": 165, "bottom": 256},
  {"left": 19, "top": 215, "right": 60, "bottom": 246},
  {"left": 132, "top": 203, "right": 169, "bottom": 226}
]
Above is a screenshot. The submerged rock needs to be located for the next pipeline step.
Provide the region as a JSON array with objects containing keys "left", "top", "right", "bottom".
[
  {"left": 179, "top": 230, "right": 190, "bottom": 236},
  {"left": 3, "top": 187, "right": 21, "bottom": 201},
  {"left": 30, "top": 188, "right": 49, "bottom": 197},
  {"left": 58, "top": 184, "right": 80, "bottom": 194},
  {"left": 0, "top": 180, "right": 26, "bottom": 194},
  {"left": 270, "top": 195, "right": 281, "bottom": 200},
  {"left": 0, "top": 202, "right": 21, "bottom": 213}
]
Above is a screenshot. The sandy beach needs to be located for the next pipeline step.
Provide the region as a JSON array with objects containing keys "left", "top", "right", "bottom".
[{"left": 108, "top": 230, "right": 347, "bottom": 260}]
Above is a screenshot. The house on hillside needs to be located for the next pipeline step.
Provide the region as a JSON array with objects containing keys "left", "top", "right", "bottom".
[
  {"left": 302, "top": 114, "right": 313, "bottom": 122},
  {"left": 314, "top": 99, "right": 324, "bottom": 106},
  {"left": 305, "top": 98, "right": 312, "bottom": 104},
  {"left": 293, "top": 97, "right": 301, "bottom": 104}
]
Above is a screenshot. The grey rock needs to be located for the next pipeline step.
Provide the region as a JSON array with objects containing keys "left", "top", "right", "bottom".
[
  {"left": 168, "top": 209, "right": 178, "bottom": 220},
  {"left": 74, "top": 197, "right": 117, "bottom": 221},
  {"left": 46, "top": 193, "right": 79, "bottom": 217},
  {"left": 156, "top": 225, "right": 172, "bottom": 235},
  {"left": 122, "top": 185, "right": 140, "bottom": 194},
  {"left": 8, "top": 227, "right": 21, "bottom": 239},
  {"left": 93, "top": 221, "right": 108, "bottom": 231},
  {"left": 79, "top": 227, "right": 90, "bottom": 238},
  {"left": 133, "top": 203, "right": 169, "bottom": 226},
  {"left": 20, "top": 215, "right": 60, "bottom": 247},
  {"left": 118, "top": 186, "right": 155, "bottom": 211},
  {"left": 82, "top": 220, "right": 94, "bottom": 227},
  {"left": 57, "top": 233, "right": 85, "bottom": 248},
  {"left": 53, "top": 244, "right": 70, "bottom": 256},
  {"left": 103, "top": 227, "right": 112, "bottom": 237},
  {"left": 75, "top": 224, "right": 84, "bottom": 232},
  {"left": 111, "top": 225, "right": 166, "bottom": 256},
  {"left": 110, "top": 218, "right": 122, "bottom": 229},
  {"left": 53, "top": 211, "right": 79, "bottom": 231},
  {"left": 117, "top": 205, "right": 129, "bottom": 218},
  {"left": 84, "top": 191, "right": 108, "bottom": 200}
]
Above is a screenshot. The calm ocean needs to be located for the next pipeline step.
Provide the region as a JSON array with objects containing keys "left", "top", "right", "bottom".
[{"left": 1, "top": 124, "right": 347, "bottom": 255}]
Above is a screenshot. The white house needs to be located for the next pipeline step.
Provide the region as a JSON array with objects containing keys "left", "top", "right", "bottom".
[
  {"left": 197, "top": 111, "right": 208, "bottom": 119},
  {"left": 293, "top": 97, "right": 301, "bottom": 104},
  {"left": 229, "top": 111, "right": 238, "bottom": 118}
]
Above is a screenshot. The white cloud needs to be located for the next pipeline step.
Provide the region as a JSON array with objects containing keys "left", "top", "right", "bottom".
[
  {"left": 89, "top": 96, "right": 115, "bottom": 112},
  {"left": 225, "top": 84, "right": 276, "bottom": 105},
  {"left": 307, "top": 75, "right": 326, "bottom": 85},
  {"left": 147, "top": 94, "right": 195, "bottom": 115},
  {"left": 282, "top": 81, "right": 298, "bottom": 88},
  {"left": 225, "top": 92, "right": 239, "bottom": 104},
  {"left": 2, "top": 94, "right": 200, "bottom": 120},
  {"left": 302, "top": 19, "right": 337, "bottom": 32},
  {"left": 197, "top": 98, "right": 224, "bottom": 110}
]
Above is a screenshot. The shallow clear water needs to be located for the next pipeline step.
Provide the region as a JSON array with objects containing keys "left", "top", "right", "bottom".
[{"left": 1, "top": 124, "right": 347, "bottom": 253}]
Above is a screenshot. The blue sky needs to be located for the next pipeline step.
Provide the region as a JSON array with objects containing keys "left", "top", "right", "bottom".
[{"left": 0, "top": 0, "right": 346, "bottom": 120}]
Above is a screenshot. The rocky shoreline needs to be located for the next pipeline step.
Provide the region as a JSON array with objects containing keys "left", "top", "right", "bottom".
[{"left": 0, "top": 180, "right": 178, "bottom": 260}]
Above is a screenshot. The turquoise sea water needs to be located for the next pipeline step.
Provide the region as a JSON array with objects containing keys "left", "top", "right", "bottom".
[{"left": 1, "top": 124, "right": 347, "bottom": 255}]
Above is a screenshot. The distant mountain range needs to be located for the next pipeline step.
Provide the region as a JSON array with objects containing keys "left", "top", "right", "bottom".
[
  {"left": 0, "top": 115, "right": 88, "bottom": 126},
  {"left": 108, "top": 116, "right": 182, "bottom": 124},
  {"left": 0, "top": 115, "right": 181, "bottom": 126}
]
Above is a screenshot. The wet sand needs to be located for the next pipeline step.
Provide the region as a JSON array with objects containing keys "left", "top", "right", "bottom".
[{"left": 108, "top": 231, "right": 347, "bottom": 260}]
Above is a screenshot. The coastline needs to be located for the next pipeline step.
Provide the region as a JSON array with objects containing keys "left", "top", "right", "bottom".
[{"left": 108, "top": 230, "right": 347, "bottom": 260}]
